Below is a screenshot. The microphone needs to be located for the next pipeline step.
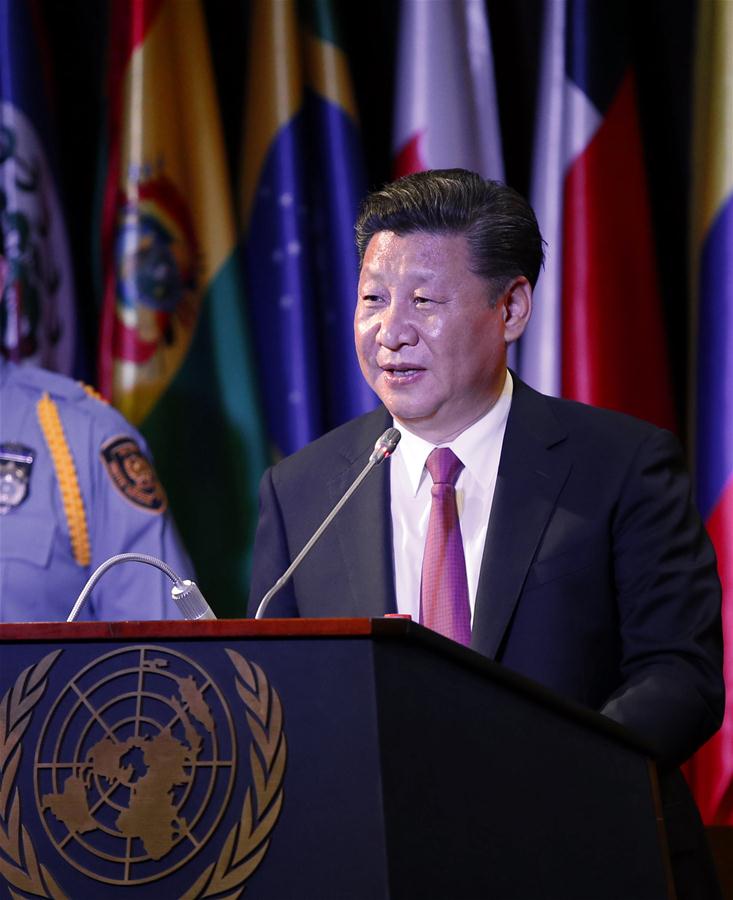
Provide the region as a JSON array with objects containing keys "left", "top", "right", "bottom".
[
  {"left": 368, "top": 427, "right": 401, "bottom": 464},
  {"left": 66, "top": 552, "right": 217, "bottom": 622},
  {"left": 255, "top": 427, "right": 401, "bottom": 619}
]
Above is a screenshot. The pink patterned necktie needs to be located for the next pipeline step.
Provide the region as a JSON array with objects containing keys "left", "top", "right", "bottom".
[{"left": 419, "top": 447, "right": 471, "bottom": 646}]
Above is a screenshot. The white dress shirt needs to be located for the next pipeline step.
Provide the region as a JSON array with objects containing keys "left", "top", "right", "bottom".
[{"left": 389, "top": 370, "right": 513, "bottom": 624}]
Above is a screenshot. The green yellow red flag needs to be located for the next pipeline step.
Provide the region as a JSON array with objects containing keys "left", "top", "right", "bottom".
[{"left": 99, "top": 0, "right": 267, "bottom": 614}]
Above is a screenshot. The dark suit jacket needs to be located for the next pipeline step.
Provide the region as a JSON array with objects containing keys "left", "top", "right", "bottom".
[
  {"left": 250, "top": 376, "right": 724, "bottom": 900},
  {"left": 250, "top": 375, "right": 722, "bottom": 762},
  {"left": 249, "top": 375, "right": 723, "bottom": 892}
]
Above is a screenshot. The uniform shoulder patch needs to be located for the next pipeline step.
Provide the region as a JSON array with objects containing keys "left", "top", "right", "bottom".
[{"left": 100, "top": 436, "right": 167, "bottom": 513}]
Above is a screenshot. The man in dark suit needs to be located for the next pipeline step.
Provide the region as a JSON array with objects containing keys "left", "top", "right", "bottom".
[{"left": 248, "top": 169, "right": 723, "bottom": 896}]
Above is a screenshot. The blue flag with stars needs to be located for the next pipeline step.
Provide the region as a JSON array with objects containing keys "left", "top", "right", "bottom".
[{"left": 240, "top": 0, "right": 376, "bottom": 458}]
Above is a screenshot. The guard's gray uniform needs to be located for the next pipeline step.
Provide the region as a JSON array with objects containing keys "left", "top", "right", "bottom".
[{"left": 0, "top": 360, "right": 192, "bottom": 621}]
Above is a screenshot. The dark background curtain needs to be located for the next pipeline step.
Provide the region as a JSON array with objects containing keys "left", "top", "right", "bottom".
[{"left": 39, "top": 0, "right": 696, "bottom": 435}]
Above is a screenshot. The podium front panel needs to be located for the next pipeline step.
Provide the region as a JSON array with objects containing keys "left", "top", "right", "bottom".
[{"left": 0, "top": 619, "right": 670, "bottom": 899}]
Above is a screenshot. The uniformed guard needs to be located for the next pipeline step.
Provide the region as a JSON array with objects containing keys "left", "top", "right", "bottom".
[{"left": 0, "top": 359, "right": 192, "bottom": 621}]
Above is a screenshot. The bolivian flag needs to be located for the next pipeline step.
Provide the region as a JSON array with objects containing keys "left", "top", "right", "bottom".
[{"left": 99, "top": 0, "right": 267, "bottom": 613}]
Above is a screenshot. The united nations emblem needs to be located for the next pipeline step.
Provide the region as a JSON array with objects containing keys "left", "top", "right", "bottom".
[
  {"left": 35, "top": 646, "right": 236, "bottom": 884},
  {"left": 0, "top": 442, "right": 34, "bottom": 513},
  {"left": 0, "top": 646, "right": 286, "bottom": 897}
]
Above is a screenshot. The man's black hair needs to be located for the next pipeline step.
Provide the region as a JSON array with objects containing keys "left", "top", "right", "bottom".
[{"left": 355, "top": 169, "right": 545, "bottom": 298}]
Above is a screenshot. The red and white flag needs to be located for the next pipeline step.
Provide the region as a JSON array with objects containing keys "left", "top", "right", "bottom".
[
  {"left": 393, "top": 0, "right": 503, "bottom": 181},
  {"left": 520, "top": 0, "right": 674, "bottom": 431}
]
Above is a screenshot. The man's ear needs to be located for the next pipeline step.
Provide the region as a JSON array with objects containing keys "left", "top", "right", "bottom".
[{"left": 501, "top": 276, "right": 532, "bottom": 344}]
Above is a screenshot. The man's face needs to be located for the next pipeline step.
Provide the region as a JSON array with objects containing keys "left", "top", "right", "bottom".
[{"left": 355, "top": 230, "right": 514, "bottom": 444}]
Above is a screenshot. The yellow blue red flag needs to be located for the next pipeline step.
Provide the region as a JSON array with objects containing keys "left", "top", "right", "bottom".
[
  {"left": 685, "top": 0, "right": 733, "bottom": 824},
  {"left": 99, "top": 0, "right": 267, "bottom": 612}
]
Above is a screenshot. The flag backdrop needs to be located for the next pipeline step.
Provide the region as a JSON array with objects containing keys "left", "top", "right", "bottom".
[
  {"left": 302, "top": 0, "right": 376, "bottom": 428},
  {"left": 392, "top": 0, "right": 504, "bottom": 181},
  {"left": 522, "top": 0, "right": 566, "bottom": 396},
  {"left": 391, "top": 0, "right": 506, "bottom": 363},
  {"left": 240, "top": 0, "right": 374, "bottom": 459},
  {"left": 0, "top": 0, "right": 77, "bottom": 373},
  {"left": 3, "top": 2, "right": 725, "bottom": 639},
  {"left": 520, "top": 0, "right": 675, "bottom": 434},
  {"left": 98, "top": 0, "right": 267, "bottom": 613},
  {"left": 685, "top": 0, "right": 733, "bottom": 825}
]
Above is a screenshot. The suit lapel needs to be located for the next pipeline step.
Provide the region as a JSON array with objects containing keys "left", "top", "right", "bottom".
[
  {"left": 471, "top": 378, "right": 571, "bottom": 659},
  {"left": 327, "top": 408, "right": 397, "bottom": 617}
]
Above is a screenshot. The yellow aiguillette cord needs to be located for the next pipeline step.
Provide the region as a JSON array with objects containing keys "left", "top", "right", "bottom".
[{"left": 36, "top": 392, "right": 91, "bottom": 567}]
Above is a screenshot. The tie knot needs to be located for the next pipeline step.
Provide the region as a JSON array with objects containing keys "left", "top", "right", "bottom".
[{"left": 425, "top": 447, "right": 463, "bottom": 486}]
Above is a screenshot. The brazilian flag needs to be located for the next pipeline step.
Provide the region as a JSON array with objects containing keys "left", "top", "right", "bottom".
[{"left": 240, "top": 0, "right": 376, "bottom": 459}]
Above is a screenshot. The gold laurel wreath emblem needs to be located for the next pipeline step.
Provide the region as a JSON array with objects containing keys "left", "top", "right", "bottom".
[
  {"left": 0, "top": 649, "right": 285, "bottom": 899},
  {"left": 181, "top": 649, "right": 287, "bottom": 899},
  {"left": 0, "top": 650, "right": 66, "bottom": 900}
]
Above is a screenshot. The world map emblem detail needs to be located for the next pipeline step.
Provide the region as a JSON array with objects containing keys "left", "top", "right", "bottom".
[{"left": 33, "top": 646, "right": 236, "bottom": 885}]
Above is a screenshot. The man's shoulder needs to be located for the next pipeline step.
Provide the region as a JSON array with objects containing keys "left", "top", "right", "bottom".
[
  {"left": 270, "top": 407, "right": 391, "bottom": 484},
  {"left": 5, "top": 362, "right": 89, "bottom": 403},
  {"left": 3, "top": 363, "right": 148, "bottom": 447},
  {"left": 512, "top": 376, "right": 668, "bottom": 449}
]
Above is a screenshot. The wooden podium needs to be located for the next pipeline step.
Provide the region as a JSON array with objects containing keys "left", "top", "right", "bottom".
[{"left": 0, "top": 619, "right": 673, "bottom": 899}]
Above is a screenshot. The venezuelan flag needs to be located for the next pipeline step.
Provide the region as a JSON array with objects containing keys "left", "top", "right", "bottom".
[
  {"left": 685, "top": 0, "right": 733, "bottom": 825},
  {"left": 241, "top": 0, "right": 374, "bottom": 458},
  {"left": 99, "top": 0, "right": 267, "bottom": 613}
]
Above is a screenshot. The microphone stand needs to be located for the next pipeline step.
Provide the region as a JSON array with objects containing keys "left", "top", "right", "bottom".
[
  {"left": 67, "top": 552, "right": 216, "bottom": 622},
  {"left": 255, "top": 428, "right": 401, "bottom": 619}
]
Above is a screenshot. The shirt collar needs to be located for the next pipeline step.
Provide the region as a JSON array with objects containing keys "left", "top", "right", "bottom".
[{"left": 392, "top": 370, "right": 513, "bottom": 496}]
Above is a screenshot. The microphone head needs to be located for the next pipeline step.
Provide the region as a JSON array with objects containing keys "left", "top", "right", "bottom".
[
  {"left": 369, "top": 427, "right": 402, "bottom": 464},
  {"left": 170, "top": 580, "right": 217, "bottom": 620}
]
